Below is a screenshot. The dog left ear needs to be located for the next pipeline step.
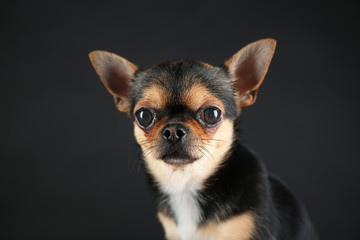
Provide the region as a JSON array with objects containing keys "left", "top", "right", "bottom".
[
  {"left": 89, "top": 50, "right": 138, "bottom": 113},
  {"left": 225, "top": 39, "right": 276, "bottom": 108}
]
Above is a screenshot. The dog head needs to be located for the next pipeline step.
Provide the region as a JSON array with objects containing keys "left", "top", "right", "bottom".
[{"left": 89, "top": 39, "right": 276, "bottom": 183}]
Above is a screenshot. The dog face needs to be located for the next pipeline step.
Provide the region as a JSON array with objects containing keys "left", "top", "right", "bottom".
[
  {"left": 130, "top": 61, "right": 237, "bottom": 166},
  {"left": 89, "top": 39, "right": 276, "bottom": 183}
]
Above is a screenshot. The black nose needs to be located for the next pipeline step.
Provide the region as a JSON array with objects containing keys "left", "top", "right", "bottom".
[{"left": 162, "top": 124, "right": 188, "bottom": 143}]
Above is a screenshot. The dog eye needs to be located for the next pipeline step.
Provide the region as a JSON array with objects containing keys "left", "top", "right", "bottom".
[
  {"left": 201, "top": 107, "right": 222, "bottom": 126},
  {"left": 135, "top": 108, "right": 154, "bottom": 129}
]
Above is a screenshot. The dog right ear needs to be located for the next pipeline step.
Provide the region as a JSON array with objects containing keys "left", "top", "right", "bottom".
[{"left": 89, "top": 51, "right": 138, "bottom": 113}]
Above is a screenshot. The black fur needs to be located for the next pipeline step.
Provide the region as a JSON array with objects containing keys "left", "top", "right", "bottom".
[{"left": 130, "top": 60, "right": 318, "bottom": 239}]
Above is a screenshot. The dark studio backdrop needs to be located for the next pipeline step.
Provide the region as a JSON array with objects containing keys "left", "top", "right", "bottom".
[{"left": 1, "top": 0, "right": 359, "bottom": 239}]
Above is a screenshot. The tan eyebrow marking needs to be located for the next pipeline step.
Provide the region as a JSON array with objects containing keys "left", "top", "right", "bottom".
[
  {"left": 183, "top": 84, "right": 224, "bottom": 112},
  {"left": 134, "top": 85, "right": 168, "bottom": 112}
]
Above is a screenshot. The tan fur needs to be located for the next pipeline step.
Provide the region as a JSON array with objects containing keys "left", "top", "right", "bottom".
[
  {"left": 158, "top": 213, "right": 182, "bottom": 240},
  {"left": 158, "top": 212, "right": 255, "bottom": 240},
  {"left": 134, "top": 85, "right": 168, "bottom": 112},
  {"left": 198, "top": 213, "right": 255, "bottom": 240},
  {"left": 135, "top": 119, "right": 233, "bottom": 187},
  {"left": 182, "top": 85, "right": 211, "bottom": 111},
  {"left": 182, "top": 85, "right": 224, "bottom": 113},
  {"left": 198, "top": 61, "right": 215, "bottom": 69}
]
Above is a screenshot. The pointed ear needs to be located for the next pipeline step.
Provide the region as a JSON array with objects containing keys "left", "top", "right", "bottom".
[
  {"left": 89, "top": 50, "right": 138, "bottom": 113},
  {"left": 225, "top": 39, "right": 276, "bottom": 108}
]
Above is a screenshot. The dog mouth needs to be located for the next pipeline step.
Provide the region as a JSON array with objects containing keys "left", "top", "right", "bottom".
[{"left": 161, "top": 152, "right": 199, "bottom": 165}]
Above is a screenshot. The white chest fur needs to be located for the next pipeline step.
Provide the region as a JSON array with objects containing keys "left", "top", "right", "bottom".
[{"left": 161, "top": 176, "right": 202, "bottom": 240}]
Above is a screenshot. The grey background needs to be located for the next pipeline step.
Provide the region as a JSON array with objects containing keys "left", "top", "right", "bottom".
[{"left": 1, "top": 0, "right": 359, "bottom": 239}]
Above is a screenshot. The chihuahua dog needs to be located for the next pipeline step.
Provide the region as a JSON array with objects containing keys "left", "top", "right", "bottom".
[{"left": 89, "top": 39, "right": 317, "bottom": 240}]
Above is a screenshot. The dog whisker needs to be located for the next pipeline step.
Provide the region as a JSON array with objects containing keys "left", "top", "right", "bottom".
[
  {"left": 196, "top": 147, "right": 208, "bottom": 162},
  {"left": 201, "top": 142, "right": 217, "bottom": 148},
  {"left": 195, "top": 145, "right": 214, "bottom": 162},
  {"left": 139, "top": 139, "right": 157, "bottom": 145},
  {"left": 191, "top": 138, "right": 232, "bottom": 145},
  {"left": 200, "top": 138, "right": 231, "bottom": 144},
  {"left": 142, "top": 145, "right": 158, "bottom": 158},
  {"left": 198, "top": 145, "right": 215, "bottom": 161}
]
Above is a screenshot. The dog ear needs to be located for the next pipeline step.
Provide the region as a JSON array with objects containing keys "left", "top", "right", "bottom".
[
  {"left": 225, "top": 39, "right": 276, "bottom": 108},
  {"left": 89, "top": 51, "right": 138, "bottom": 113}
]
